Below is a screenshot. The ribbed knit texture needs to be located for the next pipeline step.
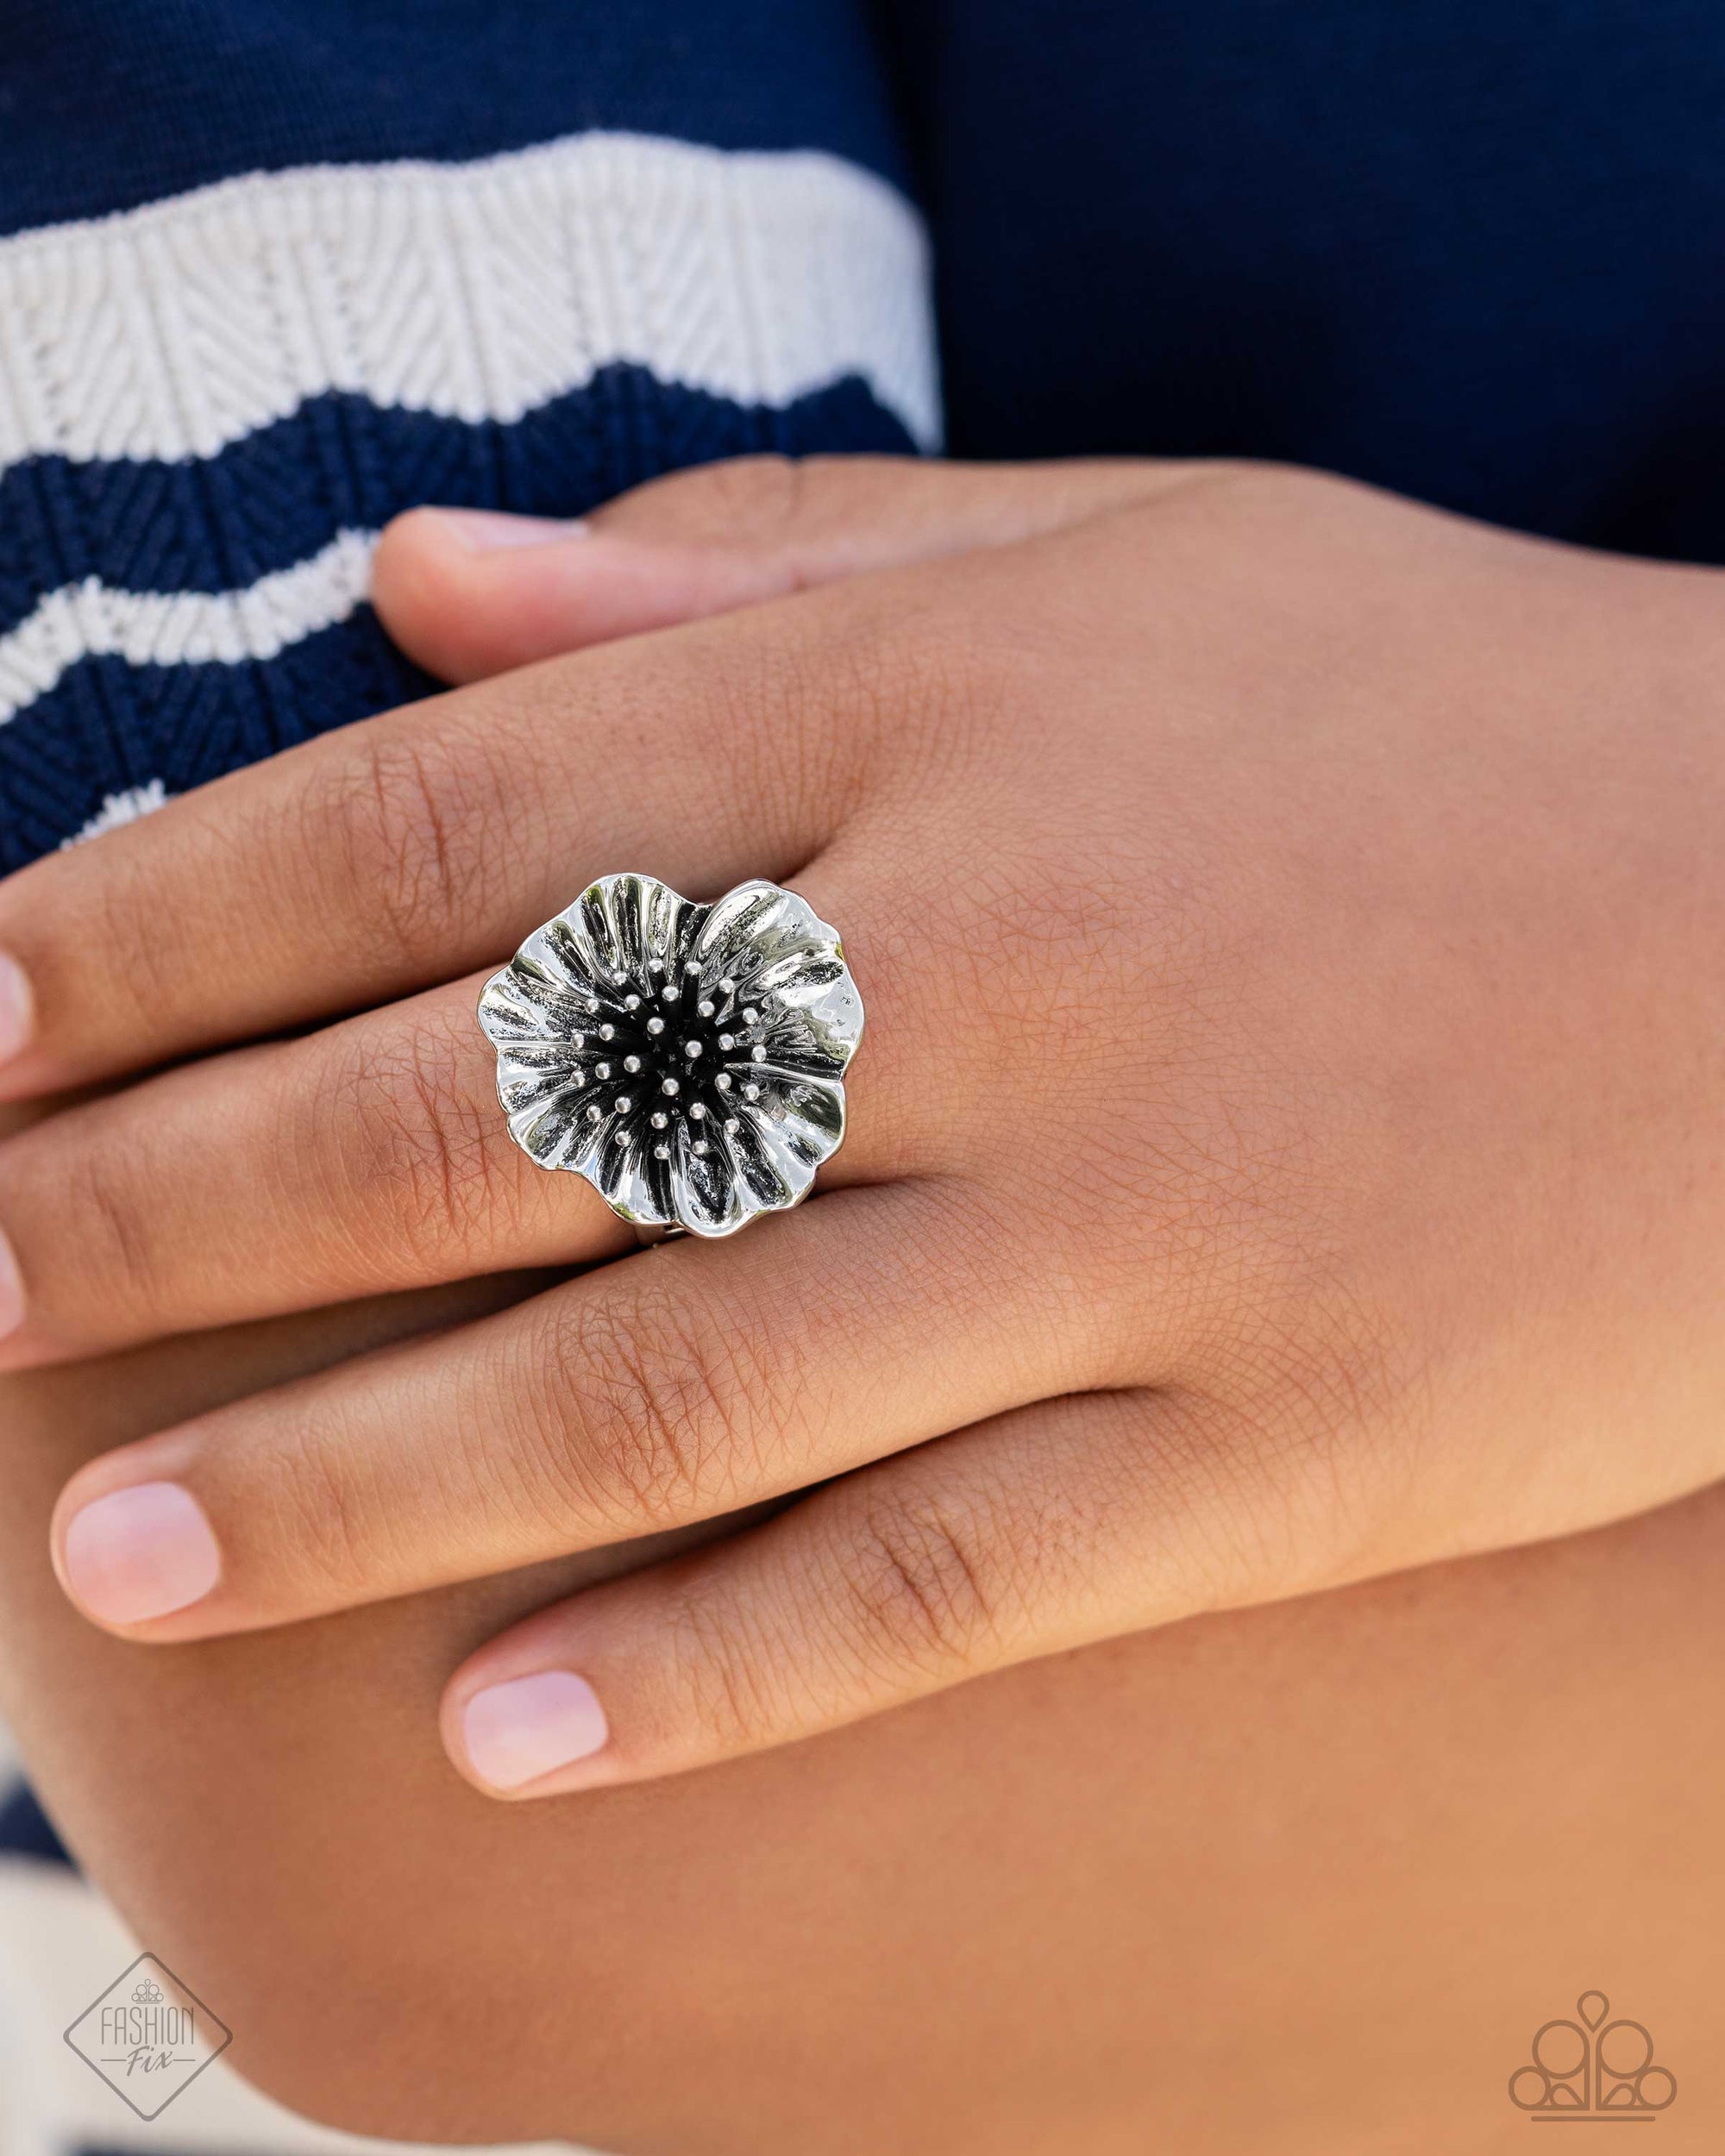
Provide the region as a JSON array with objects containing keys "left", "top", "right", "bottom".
[{"left": 0, "top": 134, "right": 935, "bottom": 866}]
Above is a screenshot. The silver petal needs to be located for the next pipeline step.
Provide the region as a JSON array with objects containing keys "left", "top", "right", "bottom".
[
  {"left": 692, "top": 882, "right": 863, "bottom": 1077},
  {"left": 722, "top": 1106, "right": 803, "bottom": 1213},
  {"left": 476, "top": 966, "right": 587, "bottom": 1046},
  {"left": 496, "top": 1056, "right": 584, "bottom": 1119},
  {"left": 694, "top": 881, "right": 835, "bottom": 992},
  {"left": 739, "top": 1067, "right": 846, "bottom": 1167},
  {"left": 669, "top": 1123, "right": 750, "bottom": 1237},
  {"left": 509, "top": 1087, "right": 591, "bottom": 1169},
  {"left": 587, "top": 1110, "right": 668, "bottom": 1225}
]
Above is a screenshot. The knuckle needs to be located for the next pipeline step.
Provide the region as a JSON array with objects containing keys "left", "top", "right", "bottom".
[
  {"left": 522, "top": 1287, "right": 765, "bottom": 1532},
  {"left": 49, "top": 1130, "right": 162, "bottom": 1319},
  {"left": 1173, "top": 455, "right": 1381, "bottom": 535},
  {"left": 660, "top": 1584, "right": 791, "bottom": 1753},
  {"left": 837, "top": 1488, "right": 1008, "bottom": 1682},
  {"left": 610, "top": 453, "right": 810, "bottom": 549},
  {"left": 260, "top": 1418, "right": 380, "bottom": 1600},
  {"left": 323, "top": 1005, "right": 513, "bottom": 1270},
  {"left": 311, "top": 724, "right": 501, "bottom": 977},
  {"left": 78, "top": 842, "right": 189, "bottom": 1042}
]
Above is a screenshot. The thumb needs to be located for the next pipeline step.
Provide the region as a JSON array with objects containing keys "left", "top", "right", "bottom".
[{"left": 371, "top": 453, "right": 1204, "bottom": 683}]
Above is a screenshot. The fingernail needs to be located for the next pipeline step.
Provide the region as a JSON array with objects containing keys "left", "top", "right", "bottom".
[
  {"left": 0, "top": 950, "right": 34, "bottom": 1063},
  {"left": 0, "top": 1226, "right": 25, "bottom": 1340},
  {"left": 60, "top": 1482, "right": 222, "bottom": 1625},
  {"left": 461, "top": 1671, "right": 610, "bottom": 1791},
  {"left": 423, "top": 509, "right": 589, "bottom": 554}
]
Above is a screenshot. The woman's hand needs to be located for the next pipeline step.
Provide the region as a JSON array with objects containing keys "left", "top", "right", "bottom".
[{"left": 4, "top": 454, "right": 1724, "bottom": 1798}]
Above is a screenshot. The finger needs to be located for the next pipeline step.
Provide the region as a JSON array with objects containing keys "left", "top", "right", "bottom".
[
  {"left": 0, "top": 972, "right": 624, "bottom": 1363},
  {"left": 0, "top": 454, "right": 1208, "bottom": 1103},
  {"left": 48, "top": 1181, "right": 1090, "bottom": 1639},
  {"left": 436, "top": 1386, "right": 1341, "bottom": 1798},
  {"left": 372, "top": 452, "right": 1211, "bottom": 681},
  {"left": 0, "top": 858, "right": 909, "bottom": 1363},
  {"left": 0, "top": 581, "right": 873, "bottom": 1101}
]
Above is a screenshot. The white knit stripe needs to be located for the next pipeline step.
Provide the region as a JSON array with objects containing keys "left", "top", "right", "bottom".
[
  {"left": 0, "top": 134, "right": 939, "bottom": 467},
  {"left": 0, "top": 528, "right": 377, "bottom": 728},
  {"left": 63, "top": 779, "right": 173, "bottom": 844}
]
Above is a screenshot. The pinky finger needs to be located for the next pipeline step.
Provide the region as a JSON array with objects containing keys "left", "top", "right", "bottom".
[{"left": 438, "top": 1387, "right": 1341, "bottom": 1800}]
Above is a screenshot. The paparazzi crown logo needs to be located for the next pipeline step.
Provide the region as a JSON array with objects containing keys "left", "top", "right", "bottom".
[
  {"left": 64, "top": 1952, "right": 232, "bottom": 2119},
  {"left": 1509, "top": 1991, "right": 1676, "bottom": 2122}
]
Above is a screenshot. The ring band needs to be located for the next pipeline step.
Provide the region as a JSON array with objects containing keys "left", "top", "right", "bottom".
[{"left": 477, "top": 873, "right": 863, "bottom": 1238}]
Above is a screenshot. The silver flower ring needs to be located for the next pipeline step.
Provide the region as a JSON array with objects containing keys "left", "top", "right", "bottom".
[{"left": 477, "top": 874, "right": 864, "bottom": 1238}]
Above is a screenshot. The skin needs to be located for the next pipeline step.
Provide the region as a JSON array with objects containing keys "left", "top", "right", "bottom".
[
  {"left": 0, "top": 458, "right": 1720, "bottom": 1805},
  {"left": 2, "top": 1297, "right": 1721, "bottom": 2153},
  {"left": 0, "top": 458, "right": 1721, "bottom": 2146}
]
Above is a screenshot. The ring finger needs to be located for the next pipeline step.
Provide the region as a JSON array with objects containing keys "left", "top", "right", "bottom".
[{"left": 0, "top": 861, "right": 922, "bottom": 1365}]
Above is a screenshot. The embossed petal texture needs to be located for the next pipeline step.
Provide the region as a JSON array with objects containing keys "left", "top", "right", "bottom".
[{"left": 478, "top": 874, "right": 863, "bottom": 1236}]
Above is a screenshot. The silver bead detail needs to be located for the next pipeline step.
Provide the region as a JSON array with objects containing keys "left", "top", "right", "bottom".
[
  {"left": 718, "top": 1032, "right": 735, "bottom": 1050},
  {"left": 651, "top": 1111, "right": 668, "bottom": 1130},
  {"left": 719, "top": 977, "right": 736, "bottom": 994},
  {"left": 648, "top": 956, "right": 664, "bottom": 974},
  {"left": 599, "top": 1023, "right": 615, "bottom": 1040},
  {"left": 654, "top": 1143, "right": 670, "bottom": 1160},
  {"left": 662, "top": 1076, "right": 680, "bottom": 1096},
  {"left": 693, "top": 1139, "right": 710, "bottom": 1156},
  {"left": 596, "top": 1061, "right": 612, "bottom": 1079},
  {"left": 586, "top": 1103, "right": 602, "bottom": 1122},
  {"left": 689, "top": 1103, "right": 706, "bottom": 1120},
  {"left": 725, "top": 1116, "right": 740, "bottom": 1135},
  {"left": 615, "top": 1094, "right": 632, "bottom": 1112},
  {"left": 646, "top": 1015, "right": 666, "bottom": 1036},
  {"left": 697, "top": 999, "right": 715, "bottom": 1018},
  {"left": 624, "top": 993, "right": 642, "bottom": 1011},
  {"left": 743, "top": 1006, "right": 760, "bottom": 1025},
  {"left": 751, "top": 1044, "right": 767, "bottom": 1062},
  {"left": 624, "top": 1055, "right": 641, "bottom": 1073},
  {"left": 685, "top": 1038, "right": 702, "bottom": 1057},
  {"left": 716, "top": 1073, "right": 732, "bottom": 1092},
  {"left": 743, "top": 1082, "right": 761, "bottom": 1100}
]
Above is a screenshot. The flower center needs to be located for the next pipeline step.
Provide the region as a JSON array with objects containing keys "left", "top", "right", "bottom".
[{"left": 578, "top": 956, "right": 769, "bottom": 1160}]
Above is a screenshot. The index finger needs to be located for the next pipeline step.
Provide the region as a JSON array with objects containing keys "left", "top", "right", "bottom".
[{"left": 0, "top": 596, "right": 875, "bottom": 1101}]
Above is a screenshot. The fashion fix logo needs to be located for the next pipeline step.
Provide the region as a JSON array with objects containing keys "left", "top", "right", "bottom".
[
  {"left": 1509, "top": 1991, "right": 1676, "bottom": 2121},
  {"left": 64, "top": 1952, "right": 232, "bottom": 2118}
]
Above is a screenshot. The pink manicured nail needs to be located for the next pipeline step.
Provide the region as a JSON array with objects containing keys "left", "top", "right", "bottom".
[
  {"left": 425, "top": 509, "right": 589, "bottom": 553},
  {"left": 0, "top": 950, "right": 34, "bottom": 1063},
  {"left": 0, "top": 1227, "right": 24, "bottom": 1340},
  {"left": 461, "top": 1671, "right": 610, "bottom": 1790},
  {"left": 61, "top": 1482, "right": 222, "bottom": 1625}
]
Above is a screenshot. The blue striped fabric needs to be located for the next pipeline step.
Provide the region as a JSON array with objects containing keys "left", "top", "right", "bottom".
[
  {"left": 0, "top": 8, "right": 935, "bottom": 864},
  {"left": 0, "top": 1, "right": 908, "bottom": 230},
  {"left": 0, "top": 1778, "right": 68, "bottom": 1867},
  {"left": 0, "top": 371, "right": 915, "bottom": 867}
]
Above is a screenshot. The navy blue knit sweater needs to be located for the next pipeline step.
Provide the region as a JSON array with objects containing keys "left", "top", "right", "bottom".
[
  {"left": 3, "top": 2, "right": 1724, "bottom": 870},
  {"left": 0, "top": 2, "right": 933, "bottom": 865}
]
